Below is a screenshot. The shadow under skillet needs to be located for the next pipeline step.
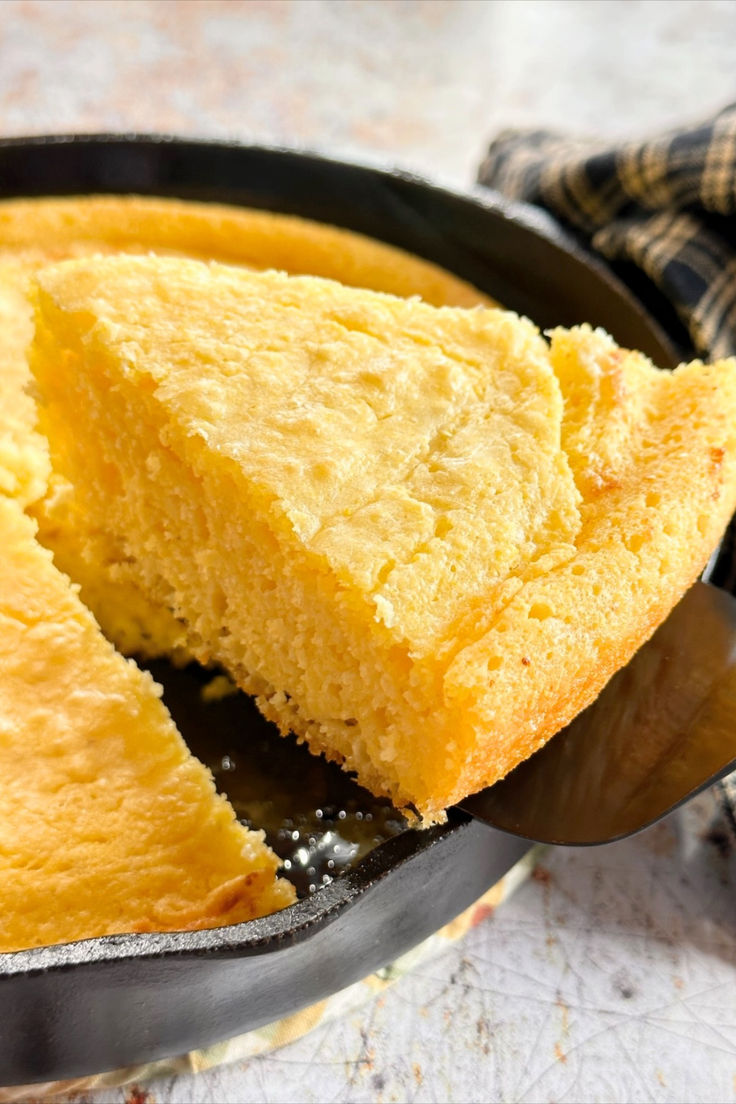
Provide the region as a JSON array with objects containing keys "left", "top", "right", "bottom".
[{"left": 144, "top": 660, "right": 408, "bottom": 899}]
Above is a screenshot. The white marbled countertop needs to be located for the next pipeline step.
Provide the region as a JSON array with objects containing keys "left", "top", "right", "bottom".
[{"left": 1, "top": 3, "right": 735, "bottom": 1101}]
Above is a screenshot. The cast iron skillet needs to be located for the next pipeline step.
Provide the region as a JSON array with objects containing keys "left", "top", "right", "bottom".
[{"left": 0, "top": 136, "right": 681, "bottom": 1088}]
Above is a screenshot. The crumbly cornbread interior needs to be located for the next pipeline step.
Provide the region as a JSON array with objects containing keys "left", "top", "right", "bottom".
[
  {"left": 0, "top": 494, "right": 295, "bottom": 954},
  {"left": 0, "top": 195, "right": 489, "bottom": 658},
  {"left": 30, "top": 256, "right": 736, "bottom": 821}
]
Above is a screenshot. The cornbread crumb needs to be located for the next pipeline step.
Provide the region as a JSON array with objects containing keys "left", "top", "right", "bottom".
[{"left": 201, "top": 673, "right": 239, "bottom": 703}]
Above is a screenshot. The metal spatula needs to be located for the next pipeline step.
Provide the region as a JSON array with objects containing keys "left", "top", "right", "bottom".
[{"left": 459, "top": 579, "right": 736, "bottom": 845}]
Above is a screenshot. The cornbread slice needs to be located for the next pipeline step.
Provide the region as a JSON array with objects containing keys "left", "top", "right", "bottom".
[
  {"left": 0, "top": 493, "right": 295, "bottom": 954},
  {"left": 0, "top": 194, "right": 489, "bottom": 657},
  {"left": 30, "top": 256, "right": 736, "bottom": 821}
]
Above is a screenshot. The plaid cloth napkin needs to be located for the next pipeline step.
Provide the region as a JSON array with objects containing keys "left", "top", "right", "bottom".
[
  {"left": 479, "top": 103, "right": 736, "bottom": 360},
  {"left": 479, "top": 104, "right": 736, "bottom": 840}
]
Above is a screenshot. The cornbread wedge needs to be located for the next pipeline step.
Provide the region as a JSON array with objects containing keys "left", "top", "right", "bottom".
[
  {"left": 30, "top": 256, "right": 736, "bottom": 821},
  {"left": 0, "top": 194, "right": 488, "bottom": 657},
  {"left": 0, "top": 494, "right": 295, "bottom": 954}
]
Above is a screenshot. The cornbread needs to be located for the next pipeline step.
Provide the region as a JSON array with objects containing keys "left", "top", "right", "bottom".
[
  {"left": 0, "top": 256, "right": 50, "bottom": 508},
  {"left": 0, "top": 195, "right": 488, "bottom": 657},
  {"left": 30, "top": 256, "right": 736, "bottom": 821},
  {"left": 0, "top": 194, "right": 487, "bottom": 307},
  {"left": 0, "top": 493, "right": 295, "bottom": 954}
]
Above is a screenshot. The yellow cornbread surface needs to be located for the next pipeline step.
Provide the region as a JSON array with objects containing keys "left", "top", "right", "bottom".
[
  {"left": 30, "top": 256, "right": 736, "bottom": 821},
  {"left": 0, "top": 195, "right": 488, "bottom": 658},
  {"left": 0, "top": 495, "right": 295, "bottom": 954}
]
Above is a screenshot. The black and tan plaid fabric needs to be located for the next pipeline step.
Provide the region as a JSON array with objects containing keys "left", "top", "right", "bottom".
[
  {"left": 478, "top": 103, "right": 736, "bottom": 360},
  {"left": 479, "top": 105, "right": 736, "bottom": 838}
]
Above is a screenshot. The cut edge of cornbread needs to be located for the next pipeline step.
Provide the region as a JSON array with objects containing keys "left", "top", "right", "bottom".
[
  {"left": 0, "top": 495, "right": 295, "bottom": 955},
  {"left": 29, "top": 256, "right": 736, "bottom": 822},
  {"left": 35, "top": 469, "right": 192, "bottom": 661}
]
